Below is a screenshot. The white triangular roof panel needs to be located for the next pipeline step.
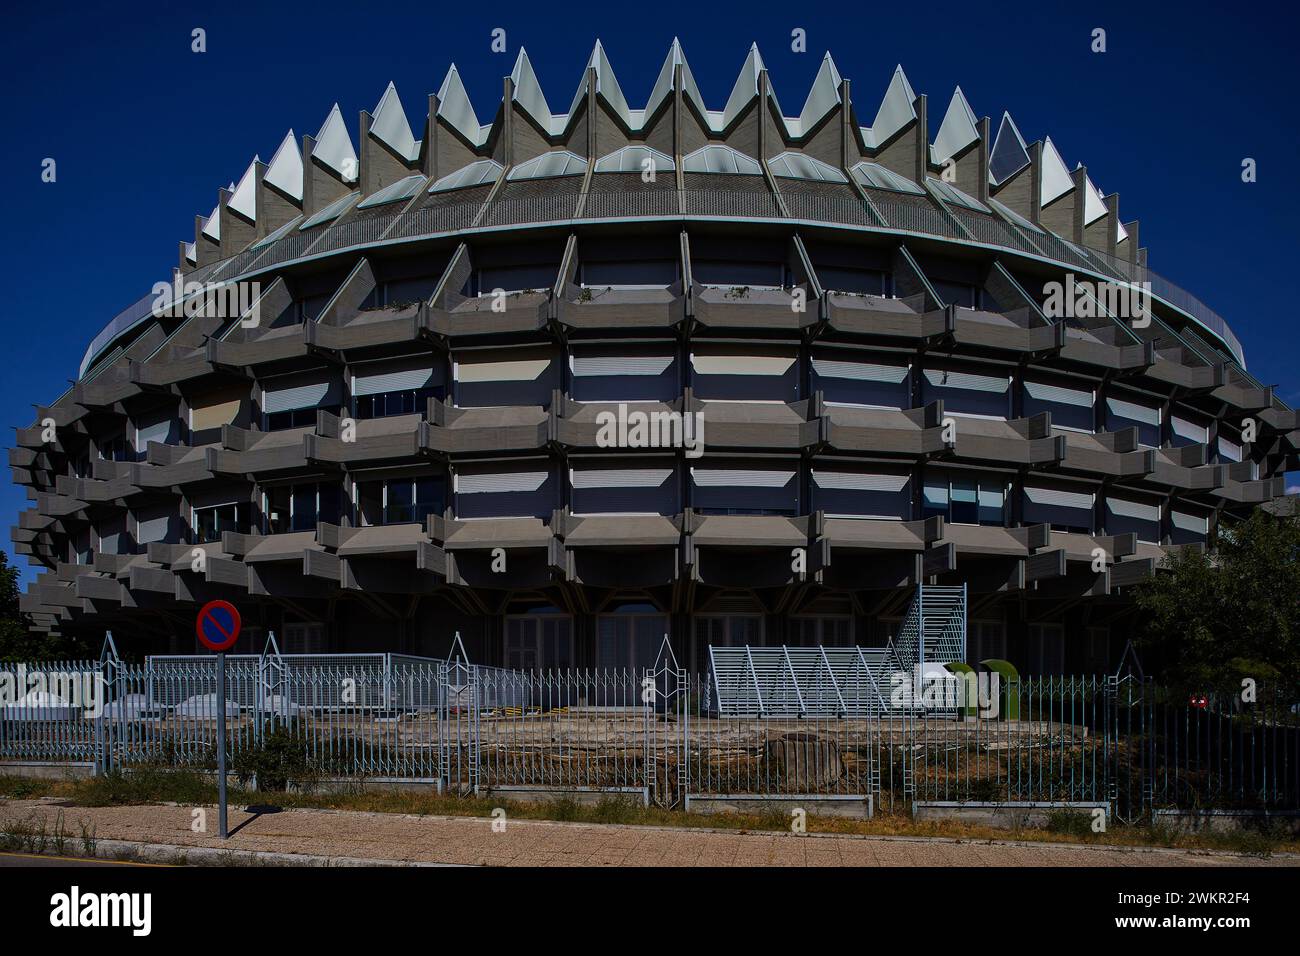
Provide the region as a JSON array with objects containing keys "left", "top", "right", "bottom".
[
  {"left": 1083, "top": 175, "right": 1107, "bottom": 225},
  {"left": 863, "top": 65, "right": 917, "bottom": 149},
  {"left": 437, "top": 65, "right": 486, "bottom": 147},
  {"left": 314, "top": 104, "right": 359, "bottom": 182},
  {"left": 511, "top": 49, "right": 554, "bottom": 131},
  {"left": 263, "top": 130, "right": 303, "bottom": 202},
  {"left": 370, "top": 82, "right": 420, "bottom": 163},
  {"left": 722, "top": 44, "right": 764, "bottom": 129},
  {"left": 797, "top": 53, "right": 842, "bottom": 134},
  {"left": 201, "top": 203, "right": 220, "bottom": 242},
  {"left": 1040, "top": 136, "right": 1074, "bottom": 206},
  {"left": 932, "top": 87, "right": 980, "bottom": 165},
  {"left": 227, "top": 157, "right": 259, "bottom": 221}
]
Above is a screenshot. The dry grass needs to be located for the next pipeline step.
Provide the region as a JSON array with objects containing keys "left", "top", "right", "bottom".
[{"left": 2, "top": 772, "right": 1295, "bottom": 856}]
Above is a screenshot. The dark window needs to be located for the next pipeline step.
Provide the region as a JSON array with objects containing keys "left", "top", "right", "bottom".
[
  {"left": 358, "top": 476, "right": 445, "bottom": 526},
  {"left": 265, "top": 407, "right": 317, "bottom": 431},
  {"left": 194, "top": 503, "right": 252, "bottom": 543},
  {"left": 354, "top": 386, "right": 442, "bottom": 420}
]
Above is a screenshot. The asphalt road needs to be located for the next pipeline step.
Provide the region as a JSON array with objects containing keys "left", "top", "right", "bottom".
[{"left": 0, "top": 852, "right": 168, "bottom": 867}]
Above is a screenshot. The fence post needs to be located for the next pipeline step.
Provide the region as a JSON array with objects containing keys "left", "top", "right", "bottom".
[{"left": 95, "top": 633, "right": 121, "bottom": 776}]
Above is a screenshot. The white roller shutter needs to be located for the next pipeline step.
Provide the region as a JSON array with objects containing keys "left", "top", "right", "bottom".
[
  {"left": 136, "top": 505, "right": 179, "bottom": 545},
  {"left": 1107, "top": 497, "right": 1160, "bottom": 521},
  {"left": 1171, "top": 415, "right": 1209, "bottom": 444},
  {"left": 571, "top": 468, "right": 672, "bottom": 489},
  {"left": 1172, "top": 511, "right": 1208, "bottom": 534},
  {"left": 691, "top": 468, "right": 794, "bottom": 488},
  {"left": 571, "top": 355, "right": 673, "bottom": 377},
  {"left": 691, "top": 354, "right": 796, "bottom": 376},
  {"left": 813, "top": 471, "right": 909, "bottom": 492},
  {"left": 456, "top": 471, "right": 549, "bottom": 494},
  {"left": 263, "top": 378, "right": 339, "bottom": 413},
  {"left": 456, "top": 357, "right": 550, "bottom": 382},
  {"left": 811, "top": 359, "right": 908, "bottom": 383},
  {"left": 1025, "top": 486, "right": 1094, "bottom": 511},
  {"left": 353, "top": 362, "right": 438, "bottom": 396},
  {"left": 135, "top": 409, "right": 180, "bottom": 447},
  {"left": 924, "top": 369, "right": 1009, "bottom": 392},
  {"left": 1106, "top": 396, "right": 1160, "bottom": 427},
  {"left": 1024, "top": 380, "right": 1092, "bottom": 406}
]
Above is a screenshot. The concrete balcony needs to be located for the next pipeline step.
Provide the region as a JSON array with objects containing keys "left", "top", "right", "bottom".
[
  {"left": 822, "top": 402, "right": 948, "bottom": 457},
  {"left": 691, "top": 284, "right": 818, "bottom": 332},
  {"left": 557, "top": 287, "right": 686, "bottom": 331},
  {"left": 305, "top": 303, "right": 423, "bottom": 354},
  {"left": 422, "top": 402, "right": 548, "bottom": 455},
  {"left": 1058, "top": 429, "right": 1154, "bottom": 478},
  {"left": 952, "top": 309, "right": 1065, "bottom": 355},
  {"left": 692, "top": 398, "right": 819, "bottom": 451},
  {"left": 429, "top": 292, "right": 550, "bottom": 338},
  {"left": 308, "top": 412, "right": 422, "bottom": 466},
  {"left": 947, "top": 414, "right": 1066, "bottom": 467},
  {"left": 824, "top": 292, "right": 945, "bottom": 341}
]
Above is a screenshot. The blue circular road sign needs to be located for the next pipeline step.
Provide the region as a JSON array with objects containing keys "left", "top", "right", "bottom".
[{"left": 196, "top": 600, "right": 241, "bottom": 652}]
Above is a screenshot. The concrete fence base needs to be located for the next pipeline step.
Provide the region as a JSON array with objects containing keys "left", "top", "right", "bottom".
[
  {"left": 685, "top": 793, "right": 873, "bottom": 819},
  {"left": 480, "top": 785, "right": 649, "bottom": 807},
  {"left": 913, "top": 800, "right": 1108, "bottom": 828}
]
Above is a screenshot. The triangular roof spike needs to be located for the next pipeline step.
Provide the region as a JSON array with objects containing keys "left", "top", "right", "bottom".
[
  {"left": 437, "top": 64, "right": 486, "bottom": 147},
  {"left": 864, "top": 64, "right": 918, "bottom": 149},
  {"left": 263, "top": 130, "right": 303, "bottom": 202},
  {"left": 588, "top": 39, "right": 630, "bottom": 125},
  {"left": 370, "top": 81, "right": 420, "bottom": 162},
  {"left": 645, "top": 40, "right": 679, "bottom": 118},
  {"left": 200, "top": 201, "right": 221, "bottom": 242},
  {"left": 1040, "top": 135, "right": 1074, "bottom": 206},
  {"left": 314, "top": 103, "right": 359, "bottom": 182},
  {"left": 511, "top": 47, "right": 555, "bottom": 128},
  {"left": 1117, "top": 219, "right": 1130, "bottom": 243},
  {"left": 1082, "top": 173, "right": 1108, "bottom": 224},
  {"left": 227, "top": 156, "right": 260, "bottom": 221},
  {"left": 721, "top": 43, "right": 765, "bottom": 129},
  {"left": 796, "top": 51, "right": 843, "bottom": 134},
  {"left": 932, "top": 86, "right": 981, "bottom": 165},
  {"left": 989, "top": 110, "right": 1031, "bottom": 186}
]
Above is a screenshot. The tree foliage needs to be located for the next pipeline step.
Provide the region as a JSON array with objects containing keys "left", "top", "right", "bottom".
[
  {"left": 1134, "top": 507, "right": 1300, "bottom": 691},
  {"left": 0, "top": 550, "right": 96, "bottom": 662}
]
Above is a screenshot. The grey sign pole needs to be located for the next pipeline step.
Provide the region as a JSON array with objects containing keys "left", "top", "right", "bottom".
[{"left": 217, "top": 650, "right": 228, "bottom": 839}]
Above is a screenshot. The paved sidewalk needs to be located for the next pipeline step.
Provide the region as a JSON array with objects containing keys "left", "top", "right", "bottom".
[{"left": 0, "top": 800, "right": 1293, "bottom": 867}]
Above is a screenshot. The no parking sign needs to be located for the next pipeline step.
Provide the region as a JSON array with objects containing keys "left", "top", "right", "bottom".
[
  {"left": 196, "top": 600, "right": 241, "bottom": 652},
  {"left": 195, "top": 599, "right": 240, "bottom": 839}
]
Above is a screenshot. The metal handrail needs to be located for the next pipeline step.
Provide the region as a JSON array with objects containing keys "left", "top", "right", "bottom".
[{"left": 79, "top": 186, "right": 1247, "bottom": 379}]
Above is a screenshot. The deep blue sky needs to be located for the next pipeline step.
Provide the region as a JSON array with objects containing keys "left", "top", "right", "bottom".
[{"left": 2, "top": 0, "right": 1296, "bottom": 584}]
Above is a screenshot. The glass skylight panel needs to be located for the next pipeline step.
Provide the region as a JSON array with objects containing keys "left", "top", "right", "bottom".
[
  {"left": 299, "top": 192, "right": 359, "bottom": 230},
  {"left": 682, "top": 145, "right": 762, "bottom": 175},
  {"left": 850, "top": 162, "right": 924, "bottom": 195},
  {"left": 767, "top": 152, "right": 847, "bottom": 183},
  {"left": 990, "top": 198, "right": 1043, "bottom": 233},
  {"left": 508, "top": 150, "right": 589, "bottom": 180},
  {"left": 927, "top": 177, "right": 990, "bottom": 213},
  {"left": 356, "top": 174, "right": 427, "bottom": 209},
  {"left": 251, "top": 215, "right": 303, "bottom": 249},
  {"left": 430, "top": 159, "right": 504, "bottom": 192},
  {"left": 593, "top": 145, "right": 675, "bottom": 173}
]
